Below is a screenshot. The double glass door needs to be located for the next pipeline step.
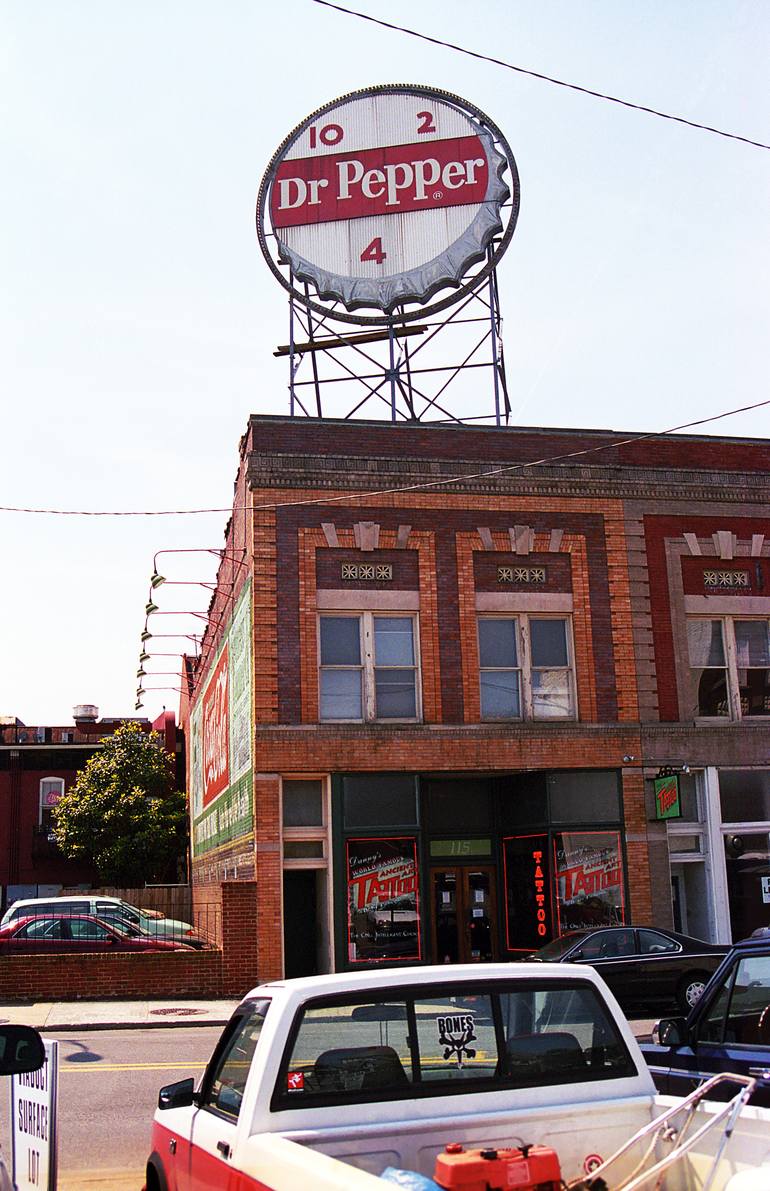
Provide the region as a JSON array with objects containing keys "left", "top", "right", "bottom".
[{"left": 431, "top": 866, "right": 496, "bottom": 964}]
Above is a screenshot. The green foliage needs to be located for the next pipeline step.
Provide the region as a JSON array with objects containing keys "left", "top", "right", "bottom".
[{"left": 53, "top": 720, "right": 187, "bottom": 885}]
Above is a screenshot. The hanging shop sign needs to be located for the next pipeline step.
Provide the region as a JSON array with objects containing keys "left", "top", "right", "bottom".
[
  {"left": 346, "top": 836, "right": 421, "bottom": 964},
  {"left": 257, "top": 84, "right": 519, "bottom": 324},
  {"left": 654, "top": 774, "right": 682, "bottom": 820}
]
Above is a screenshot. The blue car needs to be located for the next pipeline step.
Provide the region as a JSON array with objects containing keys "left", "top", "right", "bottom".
[{"left": 640, "top": 936, "right": 770, "bottom": 1106}]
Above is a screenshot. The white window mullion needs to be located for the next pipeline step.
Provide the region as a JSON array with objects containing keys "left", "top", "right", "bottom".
[
  {"left": 723, "top": 618, "right": 740, "bottom": 721},
  {"left": 362, "top": 613, "right": 376, "bottom": 721},
  {"left": 520, "top": 617, "right": 533, "bottom": 719}
]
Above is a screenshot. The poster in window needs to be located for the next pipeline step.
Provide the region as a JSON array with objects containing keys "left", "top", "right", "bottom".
[
  {"left": 502, "top": 835, "right": 551, "bottom": 952},
  {"left": 346, "top": 837, "right": 421, "bottom": 963},
  {"left": 554, "top": 831, "right": 625, "bottom": 932}
]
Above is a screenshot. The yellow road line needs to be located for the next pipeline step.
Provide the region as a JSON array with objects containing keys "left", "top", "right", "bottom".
[{"left": 62, "top": 1062, "right": 207, "bottom": 1072}]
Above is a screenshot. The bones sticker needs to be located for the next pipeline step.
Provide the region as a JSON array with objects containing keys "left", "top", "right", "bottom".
[{"left": 437, "top": 1013, "right": 477, "bottom": 1067}]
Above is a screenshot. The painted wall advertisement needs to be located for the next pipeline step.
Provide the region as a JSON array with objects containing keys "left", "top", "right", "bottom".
[
  {"left": 346, "top": 837, "right": 421, "bottom": 963},
  {"left": 190, "top": 582, "right": 253, "bottom": 856}
]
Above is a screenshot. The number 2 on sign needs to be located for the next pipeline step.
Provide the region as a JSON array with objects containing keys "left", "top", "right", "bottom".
[{"left": 360, "top": 238, "right": 386, "bottom": 265}]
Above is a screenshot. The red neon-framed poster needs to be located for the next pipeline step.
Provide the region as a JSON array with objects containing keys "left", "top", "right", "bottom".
[
  {"left": 553, "top": 831, "right": 625, "bottom": 935},
  {"left": 346, "top": 836, "right": 421, "bottom": 964}
]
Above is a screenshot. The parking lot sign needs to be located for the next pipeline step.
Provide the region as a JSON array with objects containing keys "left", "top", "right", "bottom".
[{"left": 11, "top": 1038, "right": 58, "bottom": 1190}]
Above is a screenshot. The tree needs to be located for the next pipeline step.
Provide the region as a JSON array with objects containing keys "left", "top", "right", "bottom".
[{"left": 53, "top": 720, "right": 187, "bottom": 886}]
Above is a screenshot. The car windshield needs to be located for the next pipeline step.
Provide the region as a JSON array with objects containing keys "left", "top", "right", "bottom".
[{"left": 534, "top": 933, "right": 588, "bottom": 960}]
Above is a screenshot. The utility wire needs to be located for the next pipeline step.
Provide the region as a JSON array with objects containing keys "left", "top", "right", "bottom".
[
  {"left": 311, "top": 0, "right": 770, "bottom": 152},
  {"left": 1, "top": 397, "right": 768, "bottom": 518}
]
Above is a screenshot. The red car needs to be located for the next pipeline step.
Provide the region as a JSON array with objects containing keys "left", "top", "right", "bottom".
[{"left": 0, "top": 914, "right": 193, "bottom": 953}]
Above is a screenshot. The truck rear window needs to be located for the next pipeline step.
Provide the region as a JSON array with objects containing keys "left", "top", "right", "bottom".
[{"left": 272, "top": 979, "right": 636, "bottom": 1110}]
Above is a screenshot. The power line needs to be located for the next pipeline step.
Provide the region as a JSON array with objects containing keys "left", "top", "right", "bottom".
[
  {"left": 1, "top": 397, "right": 768, "bottom": 518},
  {"left": 311, "top": 0, "right": 770, "bottom": 152}
]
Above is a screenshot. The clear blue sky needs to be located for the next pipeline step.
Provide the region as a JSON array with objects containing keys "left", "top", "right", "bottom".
[{"left": 2, "top": 0, "right": 768, "bottom": 725}]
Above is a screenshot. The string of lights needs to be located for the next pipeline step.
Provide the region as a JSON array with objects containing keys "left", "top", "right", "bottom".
[
  {"left": 310, "top": 0, "right": 770, "bottom": 152},
  {"left": 0, "top": 396, "right": 768, "bottom": 520}
]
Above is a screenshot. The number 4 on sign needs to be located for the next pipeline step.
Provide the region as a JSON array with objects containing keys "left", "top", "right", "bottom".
[{"left": 360, "top": 238, "right": 386, "bottom": 264}]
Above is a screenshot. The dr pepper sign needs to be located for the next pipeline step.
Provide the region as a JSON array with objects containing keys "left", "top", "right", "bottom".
[{"left": 257, "top": 85, "right": 519, "bottom": 322}]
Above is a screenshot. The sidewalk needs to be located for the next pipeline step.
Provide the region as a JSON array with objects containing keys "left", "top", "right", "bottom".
[{"left": 0, "top": 998, "right": 240, "bottom": 1030}]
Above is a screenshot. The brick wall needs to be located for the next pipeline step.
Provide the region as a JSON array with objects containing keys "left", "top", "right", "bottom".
[
  {"left": 0, "top": 880, "right": 262, "bottom": 1000},
  {"left": 0, "top": 951, "right": 222, "bottom": 1001}
]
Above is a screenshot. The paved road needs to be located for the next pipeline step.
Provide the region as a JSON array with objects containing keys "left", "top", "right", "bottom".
[
  {"left": 0, "top": 1017, "right": 655, "bottom": 1189},
  {"left": 0, "top": 1026, "right": 221, "bottom": 1190}
]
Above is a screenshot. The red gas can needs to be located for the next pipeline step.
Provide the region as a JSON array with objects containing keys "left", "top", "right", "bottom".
[{"left": 434, "top": 1142, "right": 562, "bottom": 1191}]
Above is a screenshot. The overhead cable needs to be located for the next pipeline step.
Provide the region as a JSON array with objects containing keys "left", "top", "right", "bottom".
[
  {"left": 1, "top": 397, "right": 768, "bottom": 518},
  {"left": 311, "top": 0, "right": 770, "bottom": 152}
]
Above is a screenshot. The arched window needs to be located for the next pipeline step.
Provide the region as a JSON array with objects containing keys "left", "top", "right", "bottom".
[{"left": 39, "top": 777, "right": 65, "bottom": 830}]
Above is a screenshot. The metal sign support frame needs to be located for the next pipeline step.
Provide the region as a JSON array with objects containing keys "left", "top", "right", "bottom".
[{"left": 279, "top": 247, "right": 510, "bottom": 426}]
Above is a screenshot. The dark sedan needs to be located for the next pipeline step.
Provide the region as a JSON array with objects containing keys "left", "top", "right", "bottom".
[
  {"left": 640, "top": 937, "right": 770, "bottom": 1106},
  {"left": 526, "top": 926, "right": 728, "bottom": 1014},
  {"left": 0, "top": 914, "right": 193, "bottom": 953}
]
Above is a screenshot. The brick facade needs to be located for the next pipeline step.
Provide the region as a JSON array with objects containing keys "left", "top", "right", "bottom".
[{"left": 182, "top": 417, "right": 770, "bottom": 978}]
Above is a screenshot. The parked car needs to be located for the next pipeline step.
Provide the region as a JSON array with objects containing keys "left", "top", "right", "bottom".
[
  {"left": 525, "top": 926, "right": 728, "bottom": 1013},
  {"left": 1, "top": 895, "right": 207, "bottom": 948},
  {"left": 641, "top": 935, "right": 770, "bottom": 1106},
  {"left": 0, "top": 913, "right": 194, "bottom": 953},
  {"left": 0, "top": 1024, "right": 45, "bottom": 1191}
]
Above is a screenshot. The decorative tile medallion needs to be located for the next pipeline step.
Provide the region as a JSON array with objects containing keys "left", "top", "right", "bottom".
[
  {"left": 341, "top": 563, "right": 393, "bottom": 581},
  {"left": 703, "top": 570, "right": 750, "bottom": 588},
  {"left": 498, "top": 566, "right": 546, "bottom": 584}
]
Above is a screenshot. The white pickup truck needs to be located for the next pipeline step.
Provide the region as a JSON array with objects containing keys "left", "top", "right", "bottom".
[{"left": 145, "top": 963, "right": 770, "bottom": 1191}]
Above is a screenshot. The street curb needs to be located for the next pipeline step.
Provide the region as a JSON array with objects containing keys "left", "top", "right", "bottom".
[{"left": 34, "top": 1018, "right": 231, "bottom": 1032}]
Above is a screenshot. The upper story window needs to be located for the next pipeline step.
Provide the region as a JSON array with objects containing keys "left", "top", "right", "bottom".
[
  {"left": 478, "top": 616, "right": 575, "bottom": 721},
  {"left": 39, "top": 777, "right": 65, "bottom": 829},
  {"left": 319, "top": 614, "right": 419, "bottom": 722},
  {"left": 687, "top": 618, "right": 770, "bottom": 719}
]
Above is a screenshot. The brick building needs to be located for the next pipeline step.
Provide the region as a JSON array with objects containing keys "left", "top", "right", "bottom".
[
  {"left": 182, "top": 416, "right": 770, "bottom": 984},
  {"left": 0, "top": 706, "right": 181, "bottom": 907}
]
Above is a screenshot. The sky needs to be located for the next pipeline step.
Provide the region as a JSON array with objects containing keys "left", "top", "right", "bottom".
[{"left": 2, "top": 0, "right": 768, "bottom": 727}]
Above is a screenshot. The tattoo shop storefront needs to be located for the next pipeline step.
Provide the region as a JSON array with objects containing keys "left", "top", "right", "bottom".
[{"left": 332, "top": 769, "right": 628, "bottom": 969}]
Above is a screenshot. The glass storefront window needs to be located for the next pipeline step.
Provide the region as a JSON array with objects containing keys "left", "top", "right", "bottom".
[
  {"left": 342, "top": 774, "right": 418, "bottom": 829},
  {"left": 346, "top": 837, "right": 421, "bottom": 963},
  {"left": 723, "top": 831, "right": 770, "bottom": 940},
  {"left": 283, "top": 779, "right": 324, "bottom": 827},
  {"left": 667, "top": 833, "right": 702, "bottom": 854},
  {"left": 553, "top": 832, "right": 625, "bottom": 933},
  {"left": 547, "top": 772, "right": 621, "bottom": 824},
  {"left": 284, "top": 840, "right": 324, "bottom": 859},
  {"left": 719, "top": 771, "right": 770, "bottom": 822}
]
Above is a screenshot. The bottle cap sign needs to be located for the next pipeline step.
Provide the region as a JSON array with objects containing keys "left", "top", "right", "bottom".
[{"left": 257, "top": 85, "right": 519, "bottom": 323}]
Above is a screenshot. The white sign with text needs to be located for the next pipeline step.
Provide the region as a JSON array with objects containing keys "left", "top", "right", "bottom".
[{"left": 11, "top": 1038, "right": 58, "bottom": 1191}]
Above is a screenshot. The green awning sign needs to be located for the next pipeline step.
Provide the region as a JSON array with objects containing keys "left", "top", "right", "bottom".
[{"left": 654, "top": 775, "right": 682, "bottom": 820}]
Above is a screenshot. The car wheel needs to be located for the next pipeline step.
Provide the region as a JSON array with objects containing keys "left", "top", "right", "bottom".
[{"left": 678, "top": 973, "right": 708, "bottom": 1012}]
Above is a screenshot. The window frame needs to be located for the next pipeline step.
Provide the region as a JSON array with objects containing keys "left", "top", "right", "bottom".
[
  {"left": 687, "top": 615, "right": 770, "bottom": 721},
  {"left": 477, "top": 614, "right": 577, "bottom": 722},
  {"left": 318, "top": 612, "right": 421, "bottom": 723},
  {"left": 270, "top": 977, "right": 637, "bottom": 1112},
  {"left": 197, "top": 998, "right": 272, "bottom": 1121},
  {"left": 39, "top": 776, "right": 65, "bottom": 828}
]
